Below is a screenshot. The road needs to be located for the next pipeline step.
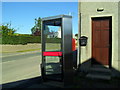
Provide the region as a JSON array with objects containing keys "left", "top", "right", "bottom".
[{"left": 1, "top": 51, "right": 41, "bottom": 85}]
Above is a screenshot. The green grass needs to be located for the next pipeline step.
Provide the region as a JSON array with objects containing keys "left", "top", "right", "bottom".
[
  {"left": 16, "top": 43, "right": 61, "bottom": 52},
  {"left": 2, "top": 43, "right": 61, "bottom": 53},
  {"left": 2, "top": 48, "right": 41, "bottom": 53},
  {"left": 16, "top": 48, "right": 41, "bottom": 52}
]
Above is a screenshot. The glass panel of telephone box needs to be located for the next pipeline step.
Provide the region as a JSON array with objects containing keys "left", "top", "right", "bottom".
[{"left": 43, "top": 19, "right": 62, "bottom": 80}]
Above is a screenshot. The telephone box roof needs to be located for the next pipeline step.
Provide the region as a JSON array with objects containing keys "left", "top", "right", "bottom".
[{"left": 42, "top": 14, "right": 72, "bottom": 21}]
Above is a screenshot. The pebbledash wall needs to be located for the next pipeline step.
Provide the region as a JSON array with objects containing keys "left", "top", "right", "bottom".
[{"left": 78, "top": 1, "right": 120, "bottom": 77}]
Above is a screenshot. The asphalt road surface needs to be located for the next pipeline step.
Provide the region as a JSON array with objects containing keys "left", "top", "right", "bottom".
[{"left": 2, "top": 51, "right": 41, "bottom": 85}]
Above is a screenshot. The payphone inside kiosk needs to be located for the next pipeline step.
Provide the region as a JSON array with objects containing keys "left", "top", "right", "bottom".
[{"left": 41, "top": 15, "right": 73, "bottom": 86}]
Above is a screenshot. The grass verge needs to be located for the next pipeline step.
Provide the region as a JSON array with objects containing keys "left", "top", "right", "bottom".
[{"left": 2, "top": 48, "right": 41, "bottom": 53}]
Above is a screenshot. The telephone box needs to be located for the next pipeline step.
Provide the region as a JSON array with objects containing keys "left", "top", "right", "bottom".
[{"left": 41, "top": 15, "right": 73, "bottom": 86}]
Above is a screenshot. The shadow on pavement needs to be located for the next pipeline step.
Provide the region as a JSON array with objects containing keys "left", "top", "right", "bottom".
[
  {"left": 2, "top": 76, "right": 58, "bottom": 89},
  {"left": 74, "top": 58, "right": 120, "bottom": 88},
  {"left": 1, "top": 57, "right": 120, "bottom": 88}
]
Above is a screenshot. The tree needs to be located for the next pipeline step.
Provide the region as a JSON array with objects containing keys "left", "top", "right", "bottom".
[
  {"left": 1, "top": 23, "right": 16, "bottom": 36},
  {"left": 31, "top": 17, "right": 42, "bottom": 36}
]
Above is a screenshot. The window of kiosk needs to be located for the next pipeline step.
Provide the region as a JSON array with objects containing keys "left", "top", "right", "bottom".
[
  {"left": 43, "top": 19, "right": 62, "bottom": 80},
  {"left": 43, "top": 19, "right": 62, "bottom": 52}
]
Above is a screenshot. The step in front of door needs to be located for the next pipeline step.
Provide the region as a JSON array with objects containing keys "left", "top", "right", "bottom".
[
  {"left": 86, "top": 73, "right": 111, "bottom": 80},
  {"left": 86, "top": 67, "right": 111, "bottom": 80},
  {"left": 90, "top": 68, "right": 111, "bottom": 75}
]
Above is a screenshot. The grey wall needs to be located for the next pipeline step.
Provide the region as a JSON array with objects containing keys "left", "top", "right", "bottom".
[{"left": 118, "top": 1, "right": 120, "bottom": 71}]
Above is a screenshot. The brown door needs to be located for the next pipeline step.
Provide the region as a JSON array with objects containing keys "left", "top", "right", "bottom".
[{"left": 92, "top": 17, "right": 112, "bottom": 65}]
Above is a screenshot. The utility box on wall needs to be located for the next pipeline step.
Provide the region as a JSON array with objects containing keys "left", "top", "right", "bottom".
[{"left": 79, "top": 36, "right": 88, "bottom": 46}]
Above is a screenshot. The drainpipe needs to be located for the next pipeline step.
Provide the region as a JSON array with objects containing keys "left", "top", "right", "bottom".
[
  {"left": 78, "top": 12, "right": 81, "bottom": 69},
  {"left": 77, "top": 2, "right": 82, "bottom": 69}
]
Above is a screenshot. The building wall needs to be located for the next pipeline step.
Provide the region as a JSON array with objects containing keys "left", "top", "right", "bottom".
[
  {"left": 118, "top": 1, "right": 120, "bottom": 72},
  {"left": 79, "top": 2, "right": 119, "bottom": 72}
]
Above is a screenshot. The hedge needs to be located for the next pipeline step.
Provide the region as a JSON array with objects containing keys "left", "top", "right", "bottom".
[
  {"left": 2, "top": 36, "right": 28, "bottom": 45},
  {"left": 46, "top": 38, "right": 61, "bottom": 43},
  {"left": 0, "top": 37, "right": 2, "bottom": 44},
  {"left": 1, "top": 36, "right": 61, "bottom": 45},
  {"left": 25, "top": 36, "right": 41, "bottom": 43}
]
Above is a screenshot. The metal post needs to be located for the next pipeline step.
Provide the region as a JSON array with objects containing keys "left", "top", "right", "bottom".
[
  {"left": 62, "top": 16, "right": 73, "bottom": 86},
  {"left": 41, "top": 21, "right": 46, "bottom": 80}
]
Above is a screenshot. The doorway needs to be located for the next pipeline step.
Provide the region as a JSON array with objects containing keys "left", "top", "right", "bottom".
[{"left": 92, "top": 17, "right": 112, "bottom": 66}]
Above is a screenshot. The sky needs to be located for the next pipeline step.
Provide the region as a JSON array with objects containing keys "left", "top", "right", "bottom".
[{"left": 2, "top": 2, "right": 78, "bottom": 34}]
